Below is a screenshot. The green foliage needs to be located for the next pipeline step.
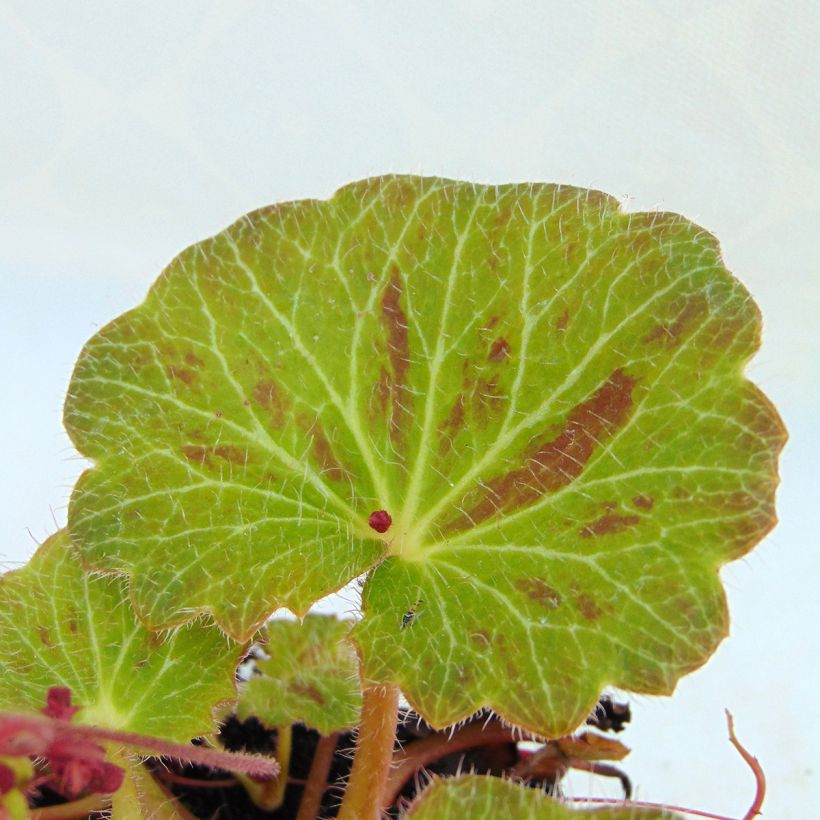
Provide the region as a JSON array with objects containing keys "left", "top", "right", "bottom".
[
  {"left": 63, "top": 176, "right": 784, "bottom": 737},
  {"left": 1, "top": 176, "right": 783, "bottom": 816},
  {"left": 405, "top": 775, "right": 680, "bottom": 818},
  {"left": 0, "top": 531, "right": 240, "bottom": 739},
  {"left": 237, "top": 615, "right": 361, "bottom": 734}
]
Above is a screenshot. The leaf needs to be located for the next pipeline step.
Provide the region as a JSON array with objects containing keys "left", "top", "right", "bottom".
[
  {"left": 0, "top": 531, "right": 241, "bottom": 742},
  {"left": 108, "top": 750, "right": 194, "bottom": 820},
  {"left": 65, "top": 176, "right": 785, "bottom": 735},
  {"left": 237, "top": 615, "right": 361, "bottom": 734},
  {"left": 404, "top": 775, "right": 680, "bottom": 818}
]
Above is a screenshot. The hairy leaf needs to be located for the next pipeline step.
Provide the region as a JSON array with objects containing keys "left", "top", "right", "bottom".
[
  {"left": 0, "top": 532, "right": 240, "bottom": 740},
  {"left": 65, "top": 176, "right": 784, "bottom": 735},
  {"left": 237, "top": 615, "right": 361, "bottom": 734},
  {"left": 404, "top": 775, "right": 680, "bottom": 818}
]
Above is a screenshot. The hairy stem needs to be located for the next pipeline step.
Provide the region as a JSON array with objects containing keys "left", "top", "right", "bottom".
[
  {"left": 384, "top": 719, "right": 517, "bottom": 808},
  {"left": 296, "top": 732, "right": 339, "bottom": 820},
  {"left": 338, "top": 685, "right": 399, "bottom": 820}
]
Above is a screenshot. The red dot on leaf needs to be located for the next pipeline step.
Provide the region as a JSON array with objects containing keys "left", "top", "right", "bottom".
[{"left": 368, "top": 510, "right": 392, "bottom": 533}]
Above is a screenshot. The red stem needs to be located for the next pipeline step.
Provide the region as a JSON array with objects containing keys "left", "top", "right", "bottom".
[
  {"left": 296, "top": 733, "right": 339, "bottom": 820},
  {"left": 564, "top": 797, "right": 736, "bottom": 820},
  {"left": 725, "top": 710, "right": 766, "bottom": 820},
  {"left": 383, "top": 719, "right": 517, "bottom": 808},
  {"left": 0, "top": 711, "right": 278, "bottom": 779}
]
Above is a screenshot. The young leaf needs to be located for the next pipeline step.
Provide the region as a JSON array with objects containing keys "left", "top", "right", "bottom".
[
  {"left": 237, "top": 615, "right": 361, "bottom": 734},
  {"left": 0, "top": 531, "right": 240, "bottom": 741},
  {"left": 404, "top": 775, "right": 680, "bottom": 818},
  {"left": 65, "top": 177, "right": 784, "bottom": 735}
]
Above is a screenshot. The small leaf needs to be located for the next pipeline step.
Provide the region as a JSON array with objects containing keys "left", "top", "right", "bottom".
[
  {"left": 108, "top": 749, "right": 194, "bottom": 820},
  {"left": 65, "top": 177, "right": 785, "bottom": 736},
  {"left": 0, "top": 531, "right": 241, "bottom": 742},
  {"left": 237, "top": 615, "right": 361, "bottom": 734},
  {"left": 404, "top": 775, "right": 680, "bottom": 818}
]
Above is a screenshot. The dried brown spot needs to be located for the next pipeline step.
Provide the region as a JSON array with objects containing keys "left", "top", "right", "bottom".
[
  {"left": 448, "top": 369, "right": 637, "bottom": 530},
  {"left": 471, "top": 376, "right": 505, "bottom": 425},
  {"left": 514, "top": 578, "right": 561, "bottom": 608},
  {"left": 633, "top": 495, "right": 654, "bottom": 510},
  {"left": 311, "top": 425, "right": 347, "bottom": 481},
  {"left": 214, "top": 445, "right": 248, "bottom": 465},
  {"left": 374, "top": 366, "right": 391, "bottom": 414},
  {"left": 184, "top": 352, "right": 205, "bottom": 368},
  {"left": 380, "top": 267, "right": 411, "bottom": 447},
  {"left": 167, "top": 366, "right": 195, "bottom": 385},
  {"left": 579, "top": 513, "right": 640, "bottom": 538},
  {"left": 292, "top": 682, "right": 326, "bottom": 706},
  {"left": 133, "top": 658, "right": 149, "bottom": 670},
  {"left": 182, "top": 445, "right": 210, "bottom": 465},
  {"left": 494, "top": 208, "right": 512, "bottom": 227},
  {"left": 556, "top": 309, "right": 570, "bottom": 331},
  {"left": 470, "top": 630, "right": 491, "bottom": 647},
  {"left": 642, "top": 296, "right": 708, "bottom": 347},
  {"left": 488, "top": 337, "right": 511, "bottom": 362},
  {"left": 438, "top": 394, "right": 466, "bottom": 456},
  {"left": 573, "top": 591, "right": 604, "bottom": 621},
  {"left": 253, "top": 379, "right": 287, "bottom": 427},
  {"left": 38, "top": 626, "right": 54, "bottom": 647}
]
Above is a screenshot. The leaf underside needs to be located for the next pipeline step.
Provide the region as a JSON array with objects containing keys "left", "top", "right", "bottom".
[
  {"left": 64, "top": 176, "right": 785, "bottom": 736},
  {"left": 0, "top": 531, "right": 240, "bottom": 741},
  {"left": 237, "top": 615, "right": 361, "bottom": 734},
  {"left": 404, "top": 775, "right": 680, "bottom": 818}
]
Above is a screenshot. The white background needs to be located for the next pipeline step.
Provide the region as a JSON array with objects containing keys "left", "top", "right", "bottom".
[{"left": 1, "top": 2, "right": 817, "bottom": 817}]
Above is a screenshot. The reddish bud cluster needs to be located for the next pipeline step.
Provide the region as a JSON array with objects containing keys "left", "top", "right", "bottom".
[
  {"left": 368, "top": 509, "right": 392, "bottom": 533},
  {"left": 0, "top": 687, "right": 124, "bottom": 801}
]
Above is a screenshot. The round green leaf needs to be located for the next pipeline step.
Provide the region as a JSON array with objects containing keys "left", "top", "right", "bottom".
[
  {"left": 65, "top": 176, "right": 784, "bottom": 735},
  {"left": 404, "top": 775, "right": 680, "bottom": 819},
  {"left": 0, "top": 531, "right": 240, "bottom": 740},
  {"left": 237, "top": 615, "right": 361, "bottom": 734}
]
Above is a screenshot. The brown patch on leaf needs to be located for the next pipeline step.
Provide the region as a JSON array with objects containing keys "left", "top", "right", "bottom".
[
  {"left": 38, "top": 626, "right": 54, "bottom": 648},
  {"left": 311, "top": 424, "right": 347, "bottom": 481},
  {"left": 556, "top": 309, "right": 570, "bottom": 331},
  {"left": 642, "top": 296, "right": 708, "bottom": 347},
  {"left": 579, "top": 513, "right": 640, "bottom": 538},
  {"left": 167, "top": 366, "right": 195, "bottom": 385},
  {"left": 514, "top": 578, "right": 561, "bottom": 608},
  {"left": 253, "top": 379, "right": 287, "bottom": 428},
  {"left": 438, "top": 394, "right": 465, "bottom": 456},
  {"left": 447, "top": 369, "right": 637, "bottom": 530},
  {"left": 572, "top": 589, "right": 604, "bottom": 622},
  {"left": 184, "top": 351, "right": 205, "bottom": 368},
  {"left": 380, "top": 267, "right": 411, "bottom": 448},
  {"left": 292, "top": 682, "right": 326, "bottom": 706},
  {"left": 488, "top": 337, "right": 511, "bottom": 362},
  {"left": 182, "top": 445, "right": 210, "bottom": 466},
  {"left": 213, "top": 445, "right": 248, "bottom": 465},
  {"left": 472, "top": 376, "right": 505, "bottom": 425},
  {"left": 470, "top": 630, "right": 491, "bottom": 648},
  {"left": 373, "top": 366, "right": 391, "bottom": 416},
  {"left": 633, "top": 495, "right": 654, "bottom": 510},
  {"left": 182, "top": 445, "right": 248, "bottom": 467}
]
